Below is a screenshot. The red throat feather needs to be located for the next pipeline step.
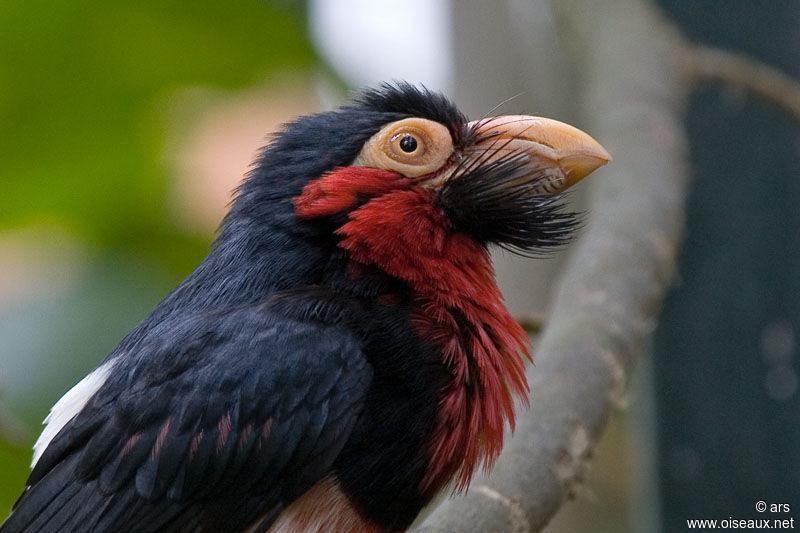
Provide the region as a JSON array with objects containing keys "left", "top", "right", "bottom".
[{"left": 294, "top": 167, "right": 531, "bottom": 495}]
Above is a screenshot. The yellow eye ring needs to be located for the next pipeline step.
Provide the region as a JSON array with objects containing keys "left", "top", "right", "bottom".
[{"left": 354, "top": 118, "right": 453, "bottom": 178}]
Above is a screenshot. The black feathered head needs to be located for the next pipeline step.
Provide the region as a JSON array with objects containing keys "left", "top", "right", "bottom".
[{"left": 238, "top": 83, "right": 610, "bottom": 255}]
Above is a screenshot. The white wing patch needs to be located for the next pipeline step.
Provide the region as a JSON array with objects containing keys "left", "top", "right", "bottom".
[{"left": 31, "top": 359, "right": 115, "bottom": 468}]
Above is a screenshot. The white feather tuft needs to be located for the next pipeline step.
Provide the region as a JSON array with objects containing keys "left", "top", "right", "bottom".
[{"left": 31, "top": 359, "right": 115, "bottom": 468}]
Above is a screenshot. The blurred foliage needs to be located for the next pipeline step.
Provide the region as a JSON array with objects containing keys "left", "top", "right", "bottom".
[
  {"left": 0, "top": 0, "right": 312, "bottom": 266},
  {"left": 0, "top": 0, "right": 313, "bottom": 515}
]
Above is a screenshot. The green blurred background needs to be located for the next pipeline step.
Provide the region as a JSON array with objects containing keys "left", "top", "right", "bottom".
[{"left": 0, "top": 0, "right": 316, "bottom": 513}]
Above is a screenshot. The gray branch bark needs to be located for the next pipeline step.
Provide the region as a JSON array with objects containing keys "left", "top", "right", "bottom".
[
  {"left": 680, "top": 44, "right": 800, "bottom": 124},
  {"left": 414, "top": 0, "right": 690, "bottom": 530}
]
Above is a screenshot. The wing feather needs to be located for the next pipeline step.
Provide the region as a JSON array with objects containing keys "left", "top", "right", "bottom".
[{"left": 2, "top": 303, "right": 371, "bottom": 533}]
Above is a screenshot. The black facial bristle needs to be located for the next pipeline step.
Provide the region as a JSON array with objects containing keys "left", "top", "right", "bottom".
[{"left": 439, "top": 154, "right": 583, "bottom": 256}]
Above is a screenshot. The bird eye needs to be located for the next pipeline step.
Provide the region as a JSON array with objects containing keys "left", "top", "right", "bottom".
[
  {"left": 354, "top": 117, "right": 454, "bottom": 178},
  {"left": 386, "top": 128, "right": 428, "bottom": 162},
  {"left": 398, "top": 135, "right": 418, "bottom": 153}
]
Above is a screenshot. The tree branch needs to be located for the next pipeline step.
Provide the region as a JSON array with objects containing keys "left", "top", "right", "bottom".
[
  {"left": 679, "top": 44, "right": 800, "bottom": 124},
  {"left": 414, "top": 0, "right": 690, "bottom": 530}
]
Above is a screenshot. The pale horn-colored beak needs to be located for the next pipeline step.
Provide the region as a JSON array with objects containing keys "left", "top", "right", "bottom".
[{"left": 467, "top": 115, "right": 612, "bottom": 193}]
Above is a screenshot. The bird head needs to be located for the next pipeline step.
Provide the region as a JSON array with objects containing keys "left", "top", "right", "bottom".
[{"left": 264, "top": 83, "right": 611, "bottom": 257}]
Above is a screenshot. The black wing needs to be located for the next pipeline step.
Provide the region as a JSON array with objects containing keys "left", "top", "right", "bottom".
[{"left": 2, "top": 303, "right": 371, "bottom": 532}]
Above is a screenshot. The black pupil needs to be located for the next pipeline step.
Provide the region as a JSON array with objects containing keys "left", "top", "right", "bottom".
[{"left": 399, "top": 135, "right": 418, "bottom": 153}]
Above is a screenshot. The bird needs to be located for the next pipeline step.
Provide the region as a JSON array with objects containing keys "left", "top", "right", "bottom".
[{"left": 1, "top": 82, "right": 610, "bottom": 533}]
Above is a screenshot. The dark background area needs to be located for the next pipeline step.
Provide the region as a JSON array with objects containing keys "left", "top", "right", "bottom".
[{"left": 654, "top": 0, "right": 800, "bottom": 527}]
